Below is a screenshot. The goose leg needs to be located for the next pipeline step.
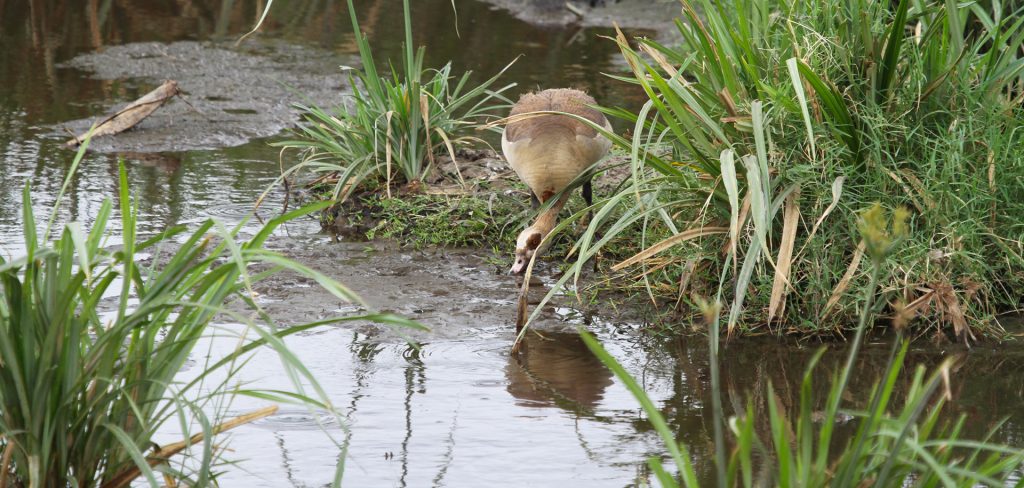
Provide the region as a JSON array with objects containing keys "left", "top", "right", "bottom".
[
  {"left": 581, "top": 177, "right": 599, "bottom": 274},
  {"left": 581, "top": 177, "right": 594, "bottom": 227},
  {"left": 530, "top": 190, "right": 540, "bottom": 210}
]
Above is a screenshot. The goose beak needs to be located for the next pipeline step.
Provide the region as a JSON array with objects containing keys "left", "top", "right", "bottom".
[{"left": 509, "top": 259, "right": 526, "bottom": 275}]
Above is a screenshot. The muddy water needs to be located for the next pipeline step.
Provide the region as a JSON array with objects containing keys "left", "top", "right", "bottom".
[{"left": 2, "top": 1, "right": 1022, "bottom": 487}]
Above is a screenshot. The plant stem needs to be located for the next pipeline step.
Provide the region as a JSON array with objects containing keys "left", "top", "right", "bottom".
[
  {"left": 824, "top": 261, "right": 883, "bottom": 441},
  {"left": 709, "top": 303, "right": 728, "bottom": 488}
]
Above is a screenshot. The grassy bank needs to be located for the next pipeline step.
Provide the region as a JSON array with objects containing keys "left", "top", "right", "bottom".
[
  {"left": 279, "top": 0, "right": 1023, "bottom": 341},
  {"left": 564, "top": 0, "right": 1024, "bottom": 340}
]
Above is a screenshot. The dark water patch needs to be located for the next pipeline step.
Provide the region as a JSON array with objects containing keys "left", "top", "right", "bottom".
[{"left": 0, "top": 0, "right": 655, "bottom": 253}]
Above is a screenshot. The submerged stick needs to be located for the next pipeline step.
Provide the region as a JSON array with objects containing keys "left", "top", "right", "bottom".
[
  {"left": 66, "top": 80, "right": 180, "bottom": 147},
  {"left": 564, "top": 1, "right": 585, "bottom": 18},
  {"left": 101, "top": 405, "right": 278, "bottom": 488}
]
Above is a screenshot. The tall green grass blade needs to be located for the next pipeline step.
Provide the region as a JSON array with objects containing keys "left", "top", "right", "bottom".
[
  {"left": 787, "top": 58, "right": 816, "bottom": 157},
  {"left": 877, "top": 0, "right": 911, "bottom": 104},
  {"left": 44, "top": 129, "right": 92, "bottom": 240}
]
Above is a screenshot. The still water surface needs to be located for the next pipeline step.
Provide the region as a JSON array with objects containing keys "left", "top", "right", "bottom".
[{"left": 1, "top": 1, "right": 1021, "bottom": 486}]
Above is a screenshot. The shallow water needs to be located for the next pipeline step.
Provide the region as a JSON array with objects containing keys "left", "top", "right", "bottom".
[
  {"left": 2, "top": 1, "right": 1022, "bottom": 486},
  {"left": 170, "top": 238, "right": 1023, "bottom": 487}
]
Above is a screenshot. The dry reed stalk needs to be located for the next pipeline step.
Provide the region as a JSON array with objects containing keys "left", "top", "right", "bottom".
[
  {"left": 640, "top": 43, "right": 684, "bottom": 84},
  {"left": 988, "top": 149, "right": 997, "bottom": 228},
  {"left": 886, "top": 170, "right": 924, "bottom": 212},
  {"left": 66, "top": 80, "right": 180, "bottom": 146},
  {"left": 434, "top": 128, "right": 466, "bottom": 189},
  {"left": 900, "top": 169, "right": 934, "bottom": 210},
  {"left": 795, "top": 176, "right": 844, "bottom": 260},
  {"left": 673, "top": 258, "right": 700, "bottom": 311},
  {"left": 385, "top": 111, "right": 394, "bottom": 198},
  {"left": 722, "top": 194, "right": 751, "bottom": 259},
  {"left": 613, "top": 226, "right": 729, "bottom": 271},
  {"left": 768, "top": 189, "right": 801, "bottom": 321},
  {"left": 0, "top": 438, "right": 13, "bottom": 488},
  {"left": 822, "top": 240, "right": 866, "bottom": 317}
]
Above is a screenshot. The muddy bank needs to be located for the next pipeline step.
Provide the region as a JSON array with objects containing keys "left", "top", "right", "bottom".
[
  {"left": 304, "top": 145, "right": 634, "bottom": 238},
  {"left": 242, "top": 236, "right": 643, "bottom": 343},
  {"left": 56, "top": 41, "right": 346, "bottom": 152}
]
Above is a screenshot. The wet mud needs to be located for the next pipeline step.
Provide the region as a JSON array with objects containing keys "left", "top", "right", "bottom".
[
  {"left": 246, "top": 236, "right": 632, "bottom": 341},
  {"left": 57, "top": 41, "right": 346, "bottom": 152}
]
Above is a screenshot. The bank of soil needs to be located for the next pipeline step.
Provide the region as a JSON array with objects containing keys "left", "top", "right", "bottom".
[
  {"left": 57, "top": 41, "right": 346, "bottom": 152},
  {"left": 310, "top": 146, "right": 636, "bottom": 239},
  {"left": 239, "top": 236, "right": 644, "bottom": 342}
]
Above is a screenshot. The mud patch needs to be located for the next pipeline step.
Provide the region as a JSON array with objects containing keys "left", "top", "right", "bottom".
[
  {"left": 56, "top": 41, "right": 347, "bottom": 152},
  {"left": 242, "top": 237, "right": 640, "bottom": 342}
]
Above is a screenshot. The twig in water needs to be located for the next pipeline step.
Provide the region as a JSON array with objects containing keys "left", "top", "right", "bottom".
[{"left": 100, "top": 405, "right": 279, "bottom": 488}]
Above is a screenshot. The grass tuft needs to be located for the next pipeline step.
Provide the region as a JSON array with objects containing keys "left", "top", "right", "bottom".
[
  {"left": 271, "top": 0, "right": 516, "bottom": 203},
  {"left": 565, "top": 0, "right": 1024, "bottom": 339}
]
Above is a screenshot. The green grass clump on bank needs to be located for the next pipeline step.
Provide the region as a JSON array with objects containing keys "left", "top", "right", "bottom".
[
  {"left": 571, "top": 0, "right": 1024, "bottom": 339},
  {"left": 272, "top": 0, "right": 514, "bottom": 203},
  {"left": 364, "top": 193, "right": 515, "bottom": 248},
  {"left": 325, "top": 187, "right": 607, "bottom": 257}
]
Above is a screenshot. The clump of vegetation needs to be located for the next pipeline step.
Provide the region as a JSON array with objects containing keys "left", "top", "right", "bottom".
[
  {"left": 569, "top": 0, "right": 1024, "bottom": 339},
  {"left": 273, "top": 0, "right": 515, "bottom": 203},
  {"left": 364, "top": 193, "right": 515, "bottom": 248},
  {"left": 583, "top": 203, "right": 1024, "bottom": 487},
  {"left": 0, "top": 147, "right": 420, "bottom": 486}
]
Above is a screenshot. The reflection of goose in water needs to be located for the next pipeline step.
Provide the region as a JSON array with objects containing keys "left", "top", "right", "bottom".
[{"left": 505, "top": 331, "right": 614, "bottom": 411}]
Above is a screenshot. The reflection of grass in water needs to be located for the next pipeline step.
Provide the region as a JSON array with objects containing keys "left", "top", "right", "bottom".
[{"left": 0, "top": 141, "right": 423, "bottom": 486}]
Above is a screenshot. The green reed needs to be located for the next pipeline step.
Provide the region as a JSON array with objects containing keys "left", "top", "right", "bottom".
[
  {"left": 558, "top": 0, "right": 1024, "bottom": 338},
  {"left": 0, "top": 142, "right": 422, "bottom": 486}
]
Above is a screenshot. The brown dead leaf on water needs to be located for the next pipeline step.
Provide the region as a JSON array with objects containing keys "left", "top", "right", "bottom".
[{"left": 66, "top": 80, "right": 180, "bottom": 146}]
